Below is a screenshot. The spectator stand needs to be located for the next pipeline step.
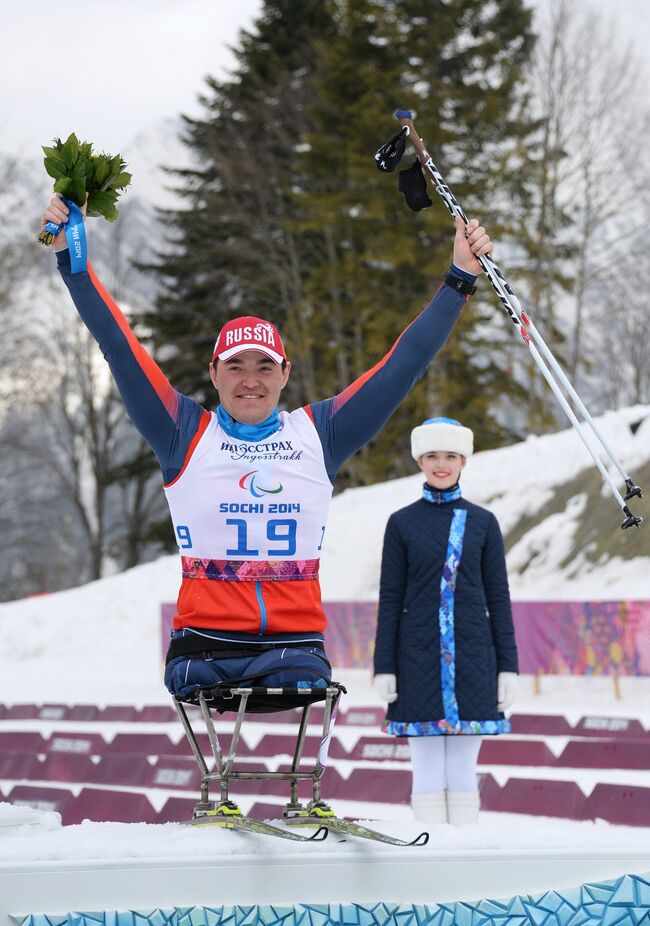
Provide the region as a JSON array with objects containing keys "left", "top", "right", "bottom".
[{"left": 1, "top": 695, "right": 649, "bottom": 827}]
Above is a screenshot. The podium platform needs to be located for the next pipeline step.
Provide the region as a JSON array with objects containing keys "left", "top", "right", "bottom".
[{"left": 0, "top": 815, "right": 649, "bottom": 926}]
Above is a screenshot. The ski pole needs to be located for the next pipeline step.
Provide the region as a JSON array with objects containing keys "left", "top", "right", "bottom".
[{"left": 389, "top": 109, "right": 642, "bottom": 529}]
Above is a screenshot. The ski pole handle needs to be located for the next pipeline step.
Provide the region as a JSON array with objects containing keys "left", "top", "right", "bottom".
[
  {"left": 396, "top": 110, "right": 528, "bottom": 337},
  {"left": 395, "top": 110, "right": 467, "bottom": 222}
]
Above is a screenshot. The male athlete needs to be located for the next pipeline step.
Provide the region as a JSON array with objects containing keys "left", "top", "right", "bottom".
[{"left": 41, "top": 194, "right": 492, "bottom": 697}]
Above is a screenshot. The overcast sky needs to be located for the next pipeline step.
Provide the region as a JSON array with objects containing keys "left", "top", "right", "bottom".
[
  {"left": 2, "top": 0, "right": 648, "bottom": 165},
  {"left": 0, "top": 0, "right": 263, "bottom": 158}
]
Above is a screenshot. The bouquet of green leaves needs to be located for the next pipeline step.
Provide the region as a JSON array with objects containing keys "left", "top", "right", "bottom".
[{"left": 37, "top": 133, "right": 132, "bottom": 245}]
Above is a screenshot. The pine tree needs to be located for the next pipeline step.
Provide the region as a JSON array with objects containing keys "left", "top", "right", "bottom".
[
  {"left": 295, "top": 0, "right": 537, "bottom": 484},
  {"left": 142, "top": 0, "right": 336, "bottom": 407},
  {"left": 144, "top": 0, "right": 537, "bottom": 486}
]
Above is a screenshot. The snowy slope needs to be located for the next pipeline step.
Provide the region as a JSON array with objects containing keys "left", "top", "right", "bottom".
[{"left": 321, "top": 404, "right": 650, "bottom": 601}]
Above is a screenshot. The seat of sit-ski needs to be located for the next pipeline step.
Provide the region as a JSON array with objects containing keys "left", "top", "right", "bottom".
[{"left": 177, "top": 681, "right": 344, "bottom": 715}]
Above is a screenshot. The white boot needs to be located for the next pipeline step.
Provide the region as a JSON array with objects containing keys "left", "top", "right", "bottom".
[
  {"left": 446, "top": 790, "right": 480, "bottom": 825},
  {"left": 411, "top": 791, "right": 448, "bottom": 824}
]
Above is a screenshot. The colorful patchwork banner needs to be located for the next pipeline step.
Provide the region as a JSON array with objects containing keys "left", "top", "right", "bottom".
[
  {"left": 512, "top": 600, "right": 650, "bottom": 676},
  {"left": 161, "top": 600, "right": 650, "bottom": 676}
]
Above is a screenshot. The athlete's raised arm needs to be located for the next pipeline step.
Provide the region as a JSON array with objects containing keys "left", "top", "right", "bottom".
[
  {"left": 308, "top": 216, "right": 492, "bottom": 479},
  {"left": 41, "top": 195, "right": 206, "bottom": 484}
]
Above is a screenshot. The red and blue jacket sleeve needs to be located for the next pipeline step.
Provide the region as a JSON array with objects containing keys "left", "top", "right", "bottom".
[
  {"left": 307, "top": 267, "right": 473, "bottom": 480},
  {"left": 56, "top": 249, "right": 208, "bottom": 485}
]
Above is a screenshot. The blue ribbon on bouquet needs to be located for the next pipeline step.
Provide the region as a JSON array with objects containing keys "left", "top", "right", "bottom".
[{"left": 42, "top": 197, "right": 87, "bottom": 274}]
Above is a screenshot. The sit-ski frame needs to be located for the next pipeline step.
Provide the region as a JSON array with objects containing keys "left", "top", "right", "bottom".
[
  {"left": 172, "top": 683, "right": 345, "bottom": 814},
  {"left": 172, "top": 682, "right": 430, "bottom": 847}
]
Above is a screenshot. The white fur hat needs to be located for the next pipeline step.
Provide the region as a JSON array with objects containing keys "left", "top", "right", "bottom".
[{"left": 411, "top": 417, "right": 474, "bottom": 460}]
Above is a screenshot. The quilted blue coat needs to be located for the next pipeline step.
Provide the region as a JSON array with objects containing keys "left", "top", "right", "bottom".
[{"left": 373, "top": 486, "right": 518, "bottom": 735}]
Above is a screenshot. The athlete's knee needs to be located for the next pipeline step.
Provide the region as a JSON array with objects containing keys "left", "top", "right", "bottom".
[
  {"left": 164, "top": 656, "right": 222, "bottom": 698},
  {"left": 249, "top": 646, "right": 331, "bottom": 687}
]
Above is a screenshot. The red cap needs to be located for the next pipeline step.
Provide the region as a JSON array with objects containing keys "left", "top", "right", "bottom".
[{"left": 211, "top": 316, "right": 286, "bottom": 364}]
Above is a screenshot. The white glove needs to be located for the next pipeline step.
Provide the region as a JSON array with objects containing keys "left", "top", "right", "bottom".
[
  {"left": 497, "top": 672, "right": 518, "bottom": 712},
  {"left": 374, "top": 673, "right": 398, "bottom": 703}
]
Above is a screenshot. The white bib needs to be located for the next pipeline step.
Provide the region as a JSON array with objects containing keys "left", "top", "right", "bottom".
[{"left": 164, "top": 408, "right": 332, "bottom": 572}]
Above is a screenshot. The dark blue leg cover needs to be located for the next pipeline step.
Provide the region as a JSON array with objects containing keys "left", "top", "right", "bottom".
[
  {"left": 165, "top": 647, "right": 330, "bottom": 699},
  {"left": 244, "top": 647, "right": 331, "bottom": 688}
]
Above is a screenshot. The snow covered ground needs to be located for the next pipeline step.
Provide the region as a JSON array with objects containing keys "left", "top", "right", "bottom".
[
  {"left": 1, "top": 799, "right": 649, "bottom": 864},
  {"left": 321, "top": 404, "right": 650, "bottom": 602},
  {"left": 1, "top": 807, "right": 648, "bottom": 915}
]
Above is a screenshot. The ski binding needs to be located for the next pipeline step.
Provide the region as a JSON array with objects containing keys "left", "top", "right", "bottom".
[{"left": 184, "top": 800, "right": 328, "bottom": 842}]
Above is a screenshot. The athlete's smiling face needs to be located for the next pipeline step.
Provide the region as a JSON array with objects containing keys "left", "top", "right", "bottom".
[
  {"left": 210, "top": 349, "right": 291, "bottom": 424},
  {"left": 417, "top": 450, "right": 465, "bottom": 490}
]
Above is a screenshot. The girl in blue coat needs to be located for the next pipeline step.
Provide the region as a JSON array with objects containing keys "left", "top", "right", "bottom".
[{"left": 373, "top": 418, "right": 518, "bottom": 825}]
